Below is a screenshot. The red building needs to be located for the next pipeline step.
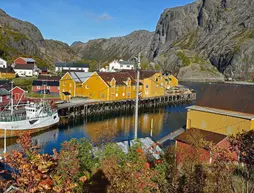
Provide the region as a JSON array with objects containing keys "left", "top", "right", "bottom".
[
  {"left": 175, "top": 128, "right": 238, "bottom": 166},
  {"left": 14, "top": 57, "right": 36, "bottom": 65},
  {"left": 32, "top": 80, "right": 59, "bottom": 95},
  {"left": 38, "top": 75, "right": 60, "bottom": 82},
  {"left": 10, "top": 86, "right": 26, "bottom": 103}
]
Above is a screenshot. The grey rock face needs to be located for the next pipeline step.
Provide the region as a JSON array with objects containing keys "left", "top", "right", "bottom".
[
  {"left": 0, "top": 9, "right": 80, "bottom": 66},
  {"left": 149, "top": 0, "right": 254, "bottom": 80},
  {"left": 71, "top": 30, "right": 154, "bottom": 62}
]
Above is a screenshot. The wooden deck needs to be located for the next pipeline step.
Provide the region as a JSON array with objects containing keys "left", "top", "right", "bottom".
[{"left": 57, "top": 92, "right": 196, "bottom": 118}]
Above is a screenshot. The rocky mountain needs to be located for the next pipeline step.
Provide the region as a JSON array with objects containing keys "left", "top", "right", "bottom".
[
  {"left": 0, "top": 9, "right": 79, "bottom": 68},
  {"left": 149, "top": 0, "right": 254, "bottom": 81},
  {"left": 71, "top": 30, "right": 154, "bottom": 62}
]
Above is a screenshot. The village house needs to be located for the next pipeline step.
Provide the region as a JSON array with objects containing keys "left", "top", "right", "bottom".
[
  {"left": 107, "top": 59, "right": 135, "bottom": 72},
  {"left": 59, "top": 70, "right": 179, "bottom": 101},
  {"left": 14, "top": 57, "right": 35, "bottom": 65},
  {"left": 38, "top": 75, "right": 60, "bottom": 82},
  {"left": 0, "top": 66, "right": 16, "bottom": 79},
  {"left": 0, "top": 88, "right": 10, "bottom": 107},
  {"left": 14, "top": 64, "right": 39, "bottom": 77},
  {"left": 186, "top": 84, "right": 254, "bottom": 136},
  {"left": 32, "top": 80, "right": 60, "bottom": 95},
  {"left": 55, "top": 62, "right": 90, "bottom": 73},
  {"left": 175, "top": 128, "right": 237, "bottom": 165},
  {"left": 0, "top": 57, "right": 7, "bottom": 68}
]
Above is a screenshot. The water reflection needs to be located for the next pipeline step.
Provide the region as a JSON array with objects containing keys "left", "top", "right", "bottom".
[{"left": 0, "top": 105, "right": 188, "bottom": 154}]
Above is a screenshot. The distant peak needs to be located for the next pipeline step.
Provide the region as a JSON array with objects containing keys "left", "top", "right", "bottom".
[
  {"left": 71, "top": 41, "right": 84, "bottom": 47},
  {"left": 0, "top": 9, "right": 7, "bottom": 16}
]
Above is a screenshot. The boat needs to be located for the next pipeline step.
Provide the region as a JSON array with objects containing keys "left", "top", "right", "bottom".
[
  {"left": 0, "top": 81, "right": 59, "bottom": 139},
  {"left": 0, "top": 101, "right": 60, "bottom": 138}
]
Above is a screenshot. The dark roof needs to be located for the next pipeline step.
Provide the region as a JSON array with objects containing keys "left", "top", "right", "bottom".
[
  {"left": 176, "top": 128, "right": 227, "bottom": 147},
  {"left": 32, "top": 80, "right": 59, "bottom": 86},
  {"left": 38, "top": 75, "right": 60, "bottom": 81},
  {"left": 55, "top": 62, "right": 89, "bottom": 68},
  {"left": 40, "top": 67, "right": 48, "bottom": 72},
  {"left": 119, "top": 61, "right": 135, "bottom": 65},
  {"left": 0, "top": 88, "right": 10, "bottom": 96},
  {"left": 62, "top": 69, "right": 88, "bottom": 73},
  {"left": 0, "top": 66, "right": 15, "bottom": 73},
  {"left": 0, "top": 80, "right": 10, "bottom": 85},
  {"left": 98, "top": 72, "right": 137, "bottom": 86},
  {"left": 197, "top": 83, "right": 254, "bottom": 114},
  {"left": 14, "top": 64, "right": 35, "bottom": 70},
  {"left": 122, "top": 70, "right": 157, "bottom": 80}
]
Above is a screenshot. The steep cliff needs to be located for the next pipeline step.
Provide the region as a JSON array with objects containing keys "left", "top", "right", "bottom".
[
  {"left": 149, "top": 0, "right": 254, "bottom": 81},
  {"left": 0, "top": 9, "right": 79, "bottom": 67},
  {"left": 71, "top": 30, "right": 154, "bottom": 62}
]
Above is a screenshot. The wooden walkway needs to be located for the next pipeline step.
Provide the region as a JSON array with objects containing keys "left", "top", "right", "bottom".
[
  {"left": 57, "top": 93, "right": 196, "bottom": 118},
  {"left": 157, "top": 127, "right": 185, "bottom": 145}
]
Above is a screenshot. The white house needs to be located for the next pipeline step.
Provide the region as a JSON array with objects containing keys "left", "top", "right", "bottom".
[
  {"left": 14, "top": 64, "right": 39, "bottom": 77},
  {"left": 0, "top": 58, "right": 7, "bottom": 68},
  {"left": 55, "top": 62, "right": 90, "bottom": 72},
  {"left": 108, "top": 59, "right": 135, "bottom": 72}
]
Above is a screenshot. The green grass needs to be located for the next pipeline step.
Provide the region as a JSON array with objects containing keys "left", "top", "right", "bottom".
[
  {"left": 176, "top": 50, "right": 209, "bottom": 66},
  {"left": 13, "top": 77, "right": 36, "bottom": 92},
  {"left": 25, "top": 92, "right": 60, "bottom": 99},
  {"left": 172, "top": 29, "right": 198, "bottom": 49}
]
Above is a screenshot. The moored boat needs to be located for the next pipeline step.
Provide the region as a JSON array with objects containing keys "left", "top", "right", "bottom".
[{"left": 0, "top": 101, "right": 59, "bottom": 138}]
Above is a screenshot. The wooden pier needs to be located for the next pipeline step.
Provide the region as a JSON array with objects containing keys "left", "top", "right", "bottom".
[{"left": 57, "top": 92, "right": 196, "bottom": 118}]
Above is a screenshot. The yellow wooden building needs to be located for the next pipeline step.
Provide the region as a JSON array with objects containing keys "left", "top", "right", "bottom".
[
  {"left": 59, "top": 70, "right": 179, "bottom": 101},
  {"left": 186, "top": 84, "right": 254, "bottom": 136},
  {"left": 0, "top": 67, "right": 16, "bottom": 79}
]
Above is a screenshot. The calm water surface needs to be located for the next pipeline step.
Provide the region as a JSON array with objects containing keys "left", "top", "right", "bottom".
[{"left": 0, "top": 82, "right": 210, "bottom": 154}]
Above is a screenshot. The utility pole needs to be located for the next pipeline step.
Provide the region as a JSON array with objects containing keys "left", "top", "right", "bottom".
[{"left": 134, "top": 53, "right": 140, "bottom": 139}]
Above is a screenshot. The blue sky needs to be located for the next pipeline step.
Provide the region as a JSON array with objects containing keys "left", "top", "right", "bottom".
[{"left": 1, "top": 0, "right": 194, "bottom": 45}]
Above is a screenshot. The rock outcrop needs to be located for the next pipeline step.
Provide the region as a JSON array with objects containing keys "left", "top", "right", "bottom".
[
  {"left": 149, "top": 0, "right": 254, "bottom": 81},
  {"left": 71, "top": 30, "right": 154, "bottom": 62},
  {"left": 0, "top": 9, "right": 80, "bottom": 67}
]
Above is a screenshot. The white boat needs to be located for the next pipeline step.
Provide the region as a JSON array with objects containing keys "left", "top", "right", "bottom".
[{"left": 0, "top": 101, "right": 59, "bottom": 138}]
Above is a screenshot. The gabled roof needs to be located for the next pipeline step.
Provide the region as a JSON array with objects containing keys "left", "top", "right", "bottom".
[
  {"left": 14, "top": 64, "right": 34, "bottom": 70},
  {"left": 55, "top": 62, "right": 90, "bottom": 68},
  {"left": 32, "top": 80, "right": 59, "bottom": 86},
  {"left": 69, "top": 72, "right": 94, "bottom": 83},
  {"left": 123, "top": 70, "right": 158, "bottom": 80},
  {"left": 38, "top": 75, "right": 60, "bottom": 81},
  {"left": 0, "top": 88, "right": 10, "bottom": 96},
  {"left": 197, "top": 83, "right": 254, "bottom": 115},
  {"left": 98, "top": 72, "right": 137, "bottom": 86},
  {"left": 176, "top": 128, "right": 227, "bottom": 148},
  {"left": 0, "top": 66, "right": 15, "bottom": 73},
  {"left": 21, "top": 57, "right": 35, "bottom": 63}
]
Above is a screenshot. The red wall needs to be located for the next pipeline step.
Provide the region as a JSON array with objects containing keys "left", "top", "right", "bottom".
[
  {"left": 32, "top": 85, "right": 59, "bottom": 94},
  {"left": 14, "top": 57, "right": 27, "bottom": 65},
  {"left": 176, "top": 139, "right": 238, "bottom": 166},
  {"left": 11, "top": 87, "right": 25, "bottom": 102}
]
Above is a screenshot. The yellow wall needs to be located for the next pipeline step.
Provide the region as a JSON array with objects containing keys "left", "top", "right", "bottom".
[
  {"left": 59, "top": 73, "right": 75, "bottom": 100},
  {"left": 142, "top": 73, "right": 165, "bottom": 98},
  {"left": 82, "top": 72, "right": 109, "bottom": 100},
  {"left": 0, "top": 72, "right": 15, "bottom": 79},
  {"left": 186, "top": 110, "right": 253, "bottom": 135}
]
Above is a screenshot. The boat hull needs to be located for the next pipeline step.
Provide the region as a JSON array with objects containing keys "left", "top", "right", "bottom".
[{"left": 0, "top": 113, "right": 59, "bottom": 138}]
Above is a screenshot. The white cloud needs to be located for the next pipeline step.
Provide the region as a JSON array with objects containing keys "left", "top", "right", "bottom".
[{"left": 98, "top": 13, "right": 113, "bottom": 21}]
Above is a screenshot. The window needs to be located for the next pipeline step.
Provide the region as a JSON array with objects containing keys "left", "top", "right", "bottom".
[
  {"left": 160, "top": 83, "right": 163, "bottom": 88},
  {"left": 6, "top": 95, "right": 10, "bottom": 99},
  {"left": 127, "top": 93, "right": 130, "bottom": 97},
  {"left": 63, "top": 83, "right": 66, "bottom": 86},
  {"left": 47, "top": 86, "right": 50, "bottom": 89},
  {"left": 101, "top": 94, "right": 104, "bottom": 98},
  {"left": 122, "top": 93, "right": 125, "bottom": 96},
  {"left": 116, "top": 93, "right": 118, "bottom": 97},
  {"left": 146, "top": 85, "right": 149, "bottom": 89},
  {"left": 145, "top": 91, "right": 148, "bottom": 95},
  {"left": 70, "top": 83, "right": 72, "bottom": 87},
  {"left": 63, "top": 89, "right": 65, "bottom": 92},
  {"left": 58, "top": 87, "right": 60, "bottom": 90},
  {"left": 116, "top": 86, "right": 119, "bottom": 91},
  {"left": 85, "top": 85, "right": 89, "bottom": 89},
  {"left": 37, "top": 86, "right": 40, "bottom": 89}
]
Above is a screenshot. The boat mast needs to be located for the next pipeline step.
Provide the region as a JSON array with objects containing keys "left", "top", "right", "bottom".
[{"left": 134, "top": 53, "right": 140, "bottom": 139}]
